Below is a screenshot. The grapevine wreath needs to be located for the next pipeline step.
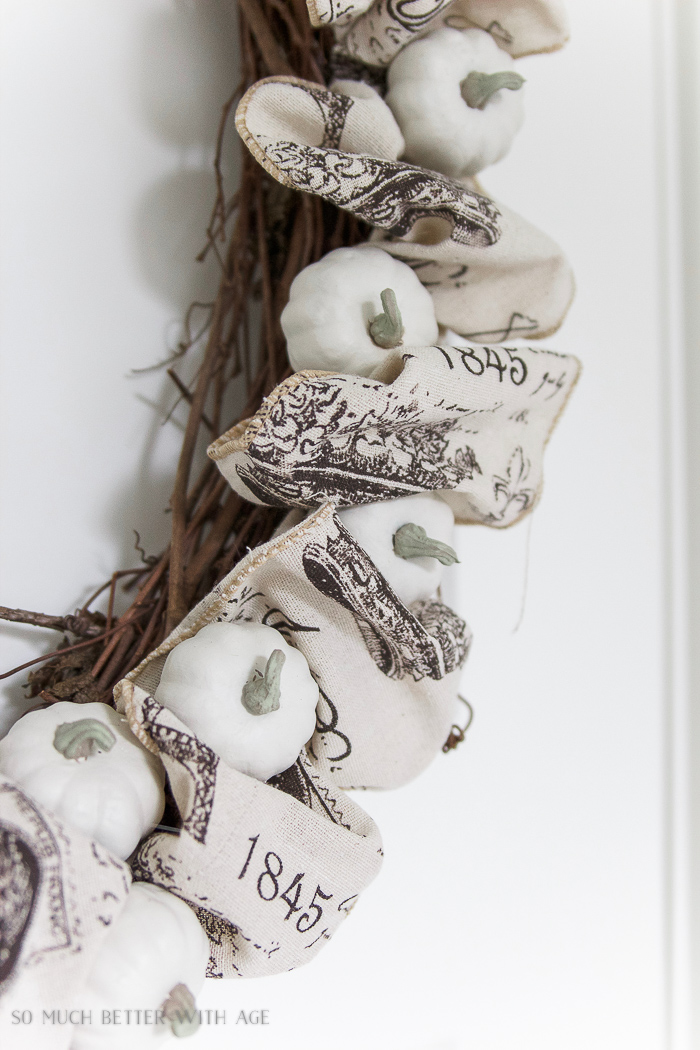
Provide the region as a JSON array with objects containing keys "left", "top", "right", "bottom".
[{"left": 0, "top": 0, "right": 579, "bottom": 1042}]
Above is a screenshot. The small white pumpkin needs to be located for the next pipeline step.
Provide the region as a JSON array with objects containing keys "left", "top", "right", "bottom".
[
  {"left": 72, "top": 882, "right": 210, "bottom": 1048},
  {"left": 281, "top": 245, "right": 438, "bottom": 377},
  {"left": 386, "top": 27, "right": 525, "bottom": 178},
  {"left": 329, "top": 78, "right": 406, "bottom": 160},
  {"left": 337, "top": 494, "right": 458, "bottom": 606},
  {"left": 154, "top": 622, "right": 318, "bottom": 782},
  {"left": 0, "top": 701, "right": 165, "bottom": 859}
]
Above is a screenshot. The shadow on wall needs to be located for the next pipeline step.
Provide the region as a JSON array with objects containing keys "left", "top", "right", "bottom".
[
  {"left": 130, "top": 0, "right": 241, "bottom": 314},
  {"left": 109, "top": 0, "right": 243, "bottom": 587},
  {"left": 0, "top": 1, "right": 244, "bottom": 733}
]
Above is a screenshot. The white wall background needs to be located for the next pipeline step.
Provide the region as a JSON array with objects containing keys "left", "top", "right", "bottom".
[{"left": 0, "top": 1, "right": 693, "bottom": 1048}]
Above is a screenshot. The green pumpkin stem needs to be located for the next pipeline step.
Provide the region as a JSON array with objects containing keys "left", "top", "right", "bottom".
[
  {"left": 161, "top": 983, "right": 200, "bottom": 1038},
  {"left": 241, "top": 649, "right": 285, "bottom": 716},
  {"left": 460, "top": 70, "right": 525, "bottom": 110},
  {"left": 393, "top": 522, "right": 460, "bottom": 566},
  {"left": 369, "top": 288, "right": 404, "bottom": 349},
  {"left": 53, "top": 719, "right": 117, "bottom": 760}
]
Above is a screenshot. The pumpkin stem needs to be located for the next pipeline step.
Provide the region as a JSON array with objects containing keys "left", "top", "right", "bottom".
[
  {"left": 460, "top": 70, "right": 525, "bottom": 110},
  {"left": 393, "top": 522, "right": 460, "bottom": 566},
  {"left": 369, "top": 288, "right": 404, "bottom": 349},
  {"left": 161, "top": 983, "right": 200, "bottom": 1038},
  {"left": 53, "top": 719, "right": 117, "bottom": 760},
  {"left": 241, "top": 649, "right": 285, "bottom": 716}
]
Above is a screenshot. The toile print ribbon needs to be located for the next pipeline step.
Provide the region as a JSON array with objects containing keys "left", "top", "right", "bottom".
[
  {"left": 0, "top": 777, "right": 131, "bottom": 1049},
  {"left": 235, "top": 76, "right": 575, "bottom": 340},
  {"left": 370, "top": 188, "right": 574, "bottom": 342},
  {"left": 116, "top": 505, "right": 470, "bottom": 790},
  {"left": 308, "top": 0, "right": 569, "bottom": 65},
  {"left": 207, "top": 343, "right": 580, "bottom": 527},
  {"left": 306, "top": 0, "right": 375, "bottom": 32},
  {"left": 235, "top": 76, "right": 500, "bottom": 247},
  {"left": 117, "top": 683, "right": 383, "bottom": 977}
]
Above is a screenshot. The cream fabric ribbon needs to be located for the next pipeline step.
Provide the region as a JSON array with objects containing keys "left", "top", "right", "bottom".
[
  {"left": 307, "top": 0, "right": 569, "bottom": 62},
  {"left": 235, "top": 75, "right": 575, "bottom": 340},
  {"left": 117, "top": 682, "right": 383, "bottom": 976},
  {"left": 117, "top": 505, "right": 471, "bottom": 791}
]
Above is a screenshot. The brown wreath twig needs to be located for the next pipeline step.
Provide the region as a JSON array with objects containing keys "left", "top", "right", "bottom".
[{"left": 1, "top": 0, "right": 369, "bottom": 704}]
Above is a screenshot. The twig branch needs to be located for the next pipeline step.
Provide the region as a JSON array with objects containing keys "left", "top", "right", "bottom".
[
  {"left": 1, "top": 0, "right": 363, "bottom": 700},
  {"left": 166, "top": 369, "right": 215, "bottom": 432},
  {"left": 237, "top": 0, "right": 294, "bottom": 75},
  {"left": 0, "top": 606, "right": 104, "bottom": 637},
  {"left": 0, "top": 625, "right": 122, "bottom": 681}
]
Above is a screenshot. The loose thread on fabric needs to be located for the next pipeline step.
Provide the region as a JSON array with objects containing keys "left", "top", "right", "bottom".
[
  {"left": 442, "top": 694, "right": 474, "bottom": 752},
  {"left": 512, "top": 513, "right": 534, "bottom": 634}
]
